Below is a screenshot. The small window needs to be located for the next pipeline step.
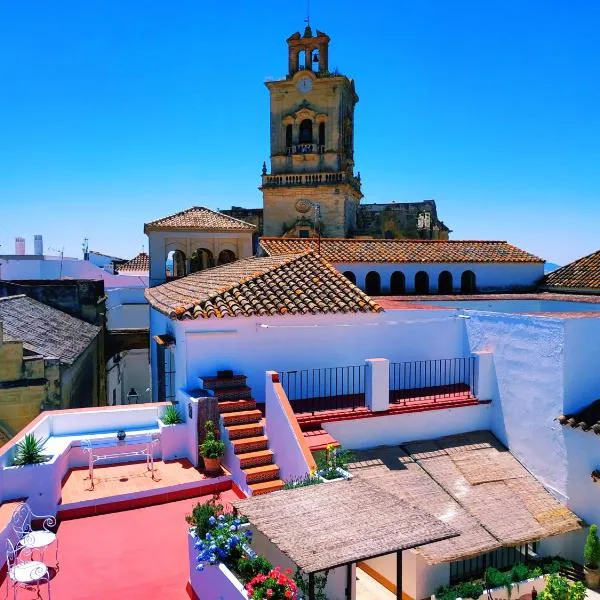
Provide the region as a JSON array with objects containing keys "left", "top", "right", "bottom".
[
  {"left": 286, "top": 124, "right": 293, "bottom": 148},
  {"left": 299, "top": 119, "right": 313, "bottom": 144},
  {"left": 299, "top": 229, "right": 310, "bottom": 238},
  {"left": 318, "top": 122, "right": 325, "bottom": 147}
]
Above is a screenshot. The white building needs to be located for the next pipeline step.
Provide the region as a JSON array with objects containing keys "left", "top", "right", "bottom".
[{"left": 260, "top": 237, "right": 545, "bottom": 295}]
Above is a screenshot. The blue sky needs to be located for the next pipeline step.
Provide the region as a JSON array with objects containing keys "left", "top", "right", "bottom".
[{"left": 1, "top": 1, "right": 598, "bottom": 265}]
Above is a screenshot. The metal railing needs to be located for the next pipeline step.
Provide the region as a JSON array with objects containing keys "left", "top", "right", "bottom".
[
  {"left": 389, "top": 356, "right": 476, "bottom": 403},
  {"left": 279, "top": 365, "right": 366, "bottom": 415}
]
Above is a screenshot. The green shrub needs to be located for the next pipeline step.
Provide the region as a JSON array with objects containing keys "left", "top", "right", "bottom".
[
  {"left": 162, "top": 405, "right": 183, "bottom": 425},
  {"left": 185, "top": 495, "right": 223, "bottom": 539},
  {"left": 537, "top": 574, "right": 585, "bottom": 600},
  {"left": 236, "top": 555, "right": 273, "bottom": 584},
  {"left": 12, "top": 434, "right": 48, "bottom": 466},
  {"left": 584, "top": 524, "right": 600, "bottom": 568},
  {"left": 455, "top": 580, "right": 484, "bottom": 599},
  {"left": 485, "top": 567, "right": 508, "bottom": 589},
  {"left": 511, "top": 563, "right": 531, "bottom": 583},
  {"left": 200, "top": 420, "right": 225, "bottom": 459}
]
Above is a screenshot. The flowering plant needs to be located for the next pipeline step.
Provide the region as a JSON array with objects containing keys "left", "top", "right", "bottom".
[
  {"left": 194, "top": 513, "right": 252, "bottom": 571},
  {"left": 246, "top": 567, "right": 298, "bottom": 599},
  {"left": 316, "top": 444, "right": 353, "bottom": 480}
]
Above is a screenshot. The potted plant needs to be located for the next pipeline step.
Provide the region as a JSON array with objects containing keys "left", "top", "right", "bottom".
[
  {"left": 11, "top": 434, "right": 49, "bottom": 466},
  {"left": 584, "top": 524, "right": 600, "bottom": 589},
  {"left": 161, "top": 405, "right": 183, "bottom": 425},
  {"left": 245, "top": 567, "right": 299, "bottom": 599},
  {"left": 200, "top": 420, "right": 225, "bottom": 474},
  {"left": 316, "top": 444, "right": 353, "bottom": 482}
]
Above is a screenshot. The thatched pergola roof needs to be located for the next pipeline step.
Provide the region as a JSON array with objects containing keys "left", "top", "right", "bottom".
[
  {"left": 348, "top": 431, "right": 583, "bottom": 565},
  {"left": 233, "top": 478, "right": 459, "bottom": 574}
]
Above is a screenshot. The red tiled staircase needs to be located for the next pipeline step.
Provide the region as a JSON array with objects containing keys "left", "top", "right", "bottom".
[{"left": 200, "top": 374, "right": 284, "bottom": 496}]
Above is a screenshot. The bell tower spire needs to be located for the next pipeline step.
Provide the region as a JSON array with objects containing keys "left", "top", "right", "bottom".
[{"left": 261, "top": 27, "right": 361, "bottom": 239}]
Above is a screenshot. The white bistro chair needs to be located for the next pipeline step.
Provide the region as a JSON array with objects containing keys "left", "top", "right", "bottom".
[
  {"left": 5, "top": 538, "right": 52, "bottom": 600},
  {"left": 11, "top": 503, "right": 58, "bottom": 568}
]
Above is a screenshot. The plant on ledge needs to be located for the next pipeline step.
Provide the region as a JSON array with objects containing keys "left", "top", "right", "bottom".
[
  {"left": 246, "top": 567, "right": 298, "bottom": 599},
  {"left": 161, "top": 405, "right": 183, "bottom": 425},
  {"left": 584, "top": 524, "right": 600, "bottom": 589},
  {"left": 200, "top": 420, "right": 225, "bottom": 473},
  {"left": 194, "top": 513, "right": 251, "bottom": 572},
  {"left": 538, "top": 574, "right": 586, "bottom": 600},
  {"left": 283, "top": 471, "right": 322, "bottom": 490},
  {"left": 315, "top": 444, "right": 353, "bottom": 481},
  {"left": 185, "top": 495, "right": 224, "bottom": 540},
  {"left": 12, "top": 434, "right": 48, "bottom": 466}
]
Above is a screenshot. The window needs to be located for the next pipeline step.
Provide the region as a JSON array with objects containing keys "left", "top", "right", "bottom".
[
  {"left": 190, "top": 248, "right": 214, "bottom": 273},
  {"left": 461, "top": 270, "right": 476, "bottom": 294},
  {"left": 342, "top": 271, "right": 356, "bottom": 284},
  {"left": 298, "top": 229, "right": 310, "bottom": 238},
  {"left": 318, "top": 122, "right": 325, "bottom": 147},
  {"left": 365, "top": 271, "right": 381, "bottom": 295},
  {"left": 217, "top": 249, "right": 236, "bottom": 265},
  {"left": 415, "top": 271, "right": 430, "bottom": 294},
  {"left": 390, "top": 271, "right": 405, "bottom": 295},
  {"left": 286, "top": 124, "right": 293, "bottom": 149},
  {"left": 438, "top": 271, "right": 453, "bottom": 294},
  {"left": 156, "top": 335, "right": 176, "bottom": 403},
  {"left": 299, "top": 119, "right": 313, "bottom": 144}
]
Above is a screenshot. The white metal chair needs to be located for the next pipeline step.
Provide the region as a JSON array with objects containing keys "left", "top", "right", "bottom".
[
  {"left": 5, "top": 538, "right": 52, "bottom": 600},
  {"left": 11, "top": 503, "right": 58, "bottom": 568}
]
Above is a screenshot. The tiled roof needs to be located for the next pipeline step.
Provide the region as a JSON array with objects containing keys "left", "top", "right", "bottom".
[
  {"left": 260, "top": 238, "right": 544, "bottom": 264},
  {"left": 543, "top": 249, "right": 600, "bottom": 292},
  {"left": 144, "top": 206, "right": 256, "bottom": 233},
  {"left": 118, "top": 252, "right": 150, "bottom": 273},
  {"left": 558, "top": 399, "right": 600, "bottom": 434},
  {"left": 145, "top": 253, "right": 383, "bottom": 320},
  {"left": 0, "top": 295, "right": 100, "bottom": 364}
]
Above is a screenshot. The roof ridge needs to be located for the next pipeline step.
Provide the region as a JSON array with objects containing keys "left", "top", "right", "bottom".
[
  {"left": 145, "top": 205, "right": 255, "bottom": 230},
  {"left": 260, "top": 237, "right": 510, "bottom": 244}
]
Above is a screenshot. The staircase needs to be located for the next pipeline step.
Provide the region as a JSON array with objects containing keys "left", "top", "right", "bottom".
[{"left": 200, "top": 373, "right": 284, "bottom": 496}]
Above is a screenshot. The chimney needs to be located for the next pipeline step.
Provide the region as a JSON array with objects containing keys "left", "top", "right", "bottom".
[
  {"left": 15, "top": 237, "right": 25, "bottom": 255},
  {"left": 34, "top": 235, "right": 43, "bottom": 256}
]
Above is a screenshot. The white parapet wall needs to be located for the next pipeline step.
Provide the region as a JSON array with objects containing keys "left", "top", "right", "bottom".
[{"left": 324, "top": 403, "right": 492, "bottom": 450}]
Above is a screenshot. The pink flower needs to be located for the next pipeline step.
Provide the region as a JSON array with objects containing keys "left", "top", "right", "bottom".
[{"left": 267, "top": 589, "right": 273, "bottom": 597}]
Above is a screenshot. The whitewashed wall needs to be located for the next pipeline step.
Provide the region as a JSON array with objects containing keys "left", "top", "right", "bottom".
[
  {"left": 105, "top": 286, "right": 149, "bottom": 330},
  {"left": 168, "top": 309, "right": 467, "bottom": 402},
  {"left": 335, "top": 262, "right": 543, "bottom": 294}
]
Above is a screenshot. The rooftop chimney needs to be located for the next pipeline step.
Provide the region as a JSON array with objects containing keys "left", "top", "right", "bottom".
[
  {"left": 34, "top": 235, "right": 43, "bottom": 256},
  {"left": 15, "top": 237, "right": 25, "bottom": 255}
]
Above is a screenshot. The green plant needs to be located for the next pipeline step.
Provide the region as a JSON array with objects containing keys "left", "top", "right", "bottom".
[
  {"left": 294, "top": 569, "right": 329, "bottom": 600},
  {"left": 200, "top": 420, "right": 225, "bottom": 459},
  {"left": 12, "top": 434, "right": 47, "bottom": 466},
  {"left": 315, "top": 444, "right": 353, "bottom": 480},
  {"left": 162, "top": 405, "right": 183, "bottom": 425},
  {"left": 584, "top": 524, "right": 600, "bottom": 569},
  {"left": 511, "top": 563, "right": 530, "bottom": 584},
  {"left": 283, "top": 473, "right": 322, "bottom": 490},
  {"left": 236, "top": 555, "right": 273, "bottom": 584},
  {"left": 537, "top": 574, "right": 585, "bottom": 600},
  {"left": 455, "top": 581, "right": 484, "bottom": 599},
  {"left": 185, "top": 495, "right": 223, "bottom": 540}
]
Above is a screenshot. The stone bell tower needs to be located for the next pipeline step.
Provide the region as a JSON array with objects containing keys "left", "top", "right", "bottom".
[{"left": 260, "top": 26, "right": 362, "bottom": 238}]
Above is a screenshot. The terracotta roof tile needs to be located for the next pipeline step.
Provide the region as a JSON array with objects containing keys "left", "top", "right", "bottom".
[
  {"left": 0, "top": 295, "right": 100, "bottom": 364},
  {"left": 144, "top": 206, "right": 255, "bottom": 233},
  {"left": 558, "top": 399, "right": 600, "bottom": 434},
  {"left": 117, "top": 252, "right": 149, "bottom": 273},
  {"left": 260, "top": 237, "right": 543, "bottom": 264},
  {"left": 144, "top": 253, "right": 383, "bottom": 320},
  {"left": 543, "top": 249, "right": 600, "bottom": 292}
]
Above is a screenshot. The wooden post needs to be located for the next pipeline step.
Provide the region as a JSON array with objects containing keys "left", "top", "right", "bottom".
[
  {"left": 397, "top": 550, "right": 403, "bottom": 600},
  {"left": 309, "top": 573, "right": 315, "bottom": 600},
  {"left": 346, "top": 563, "right": 352, "bottom": 599}
]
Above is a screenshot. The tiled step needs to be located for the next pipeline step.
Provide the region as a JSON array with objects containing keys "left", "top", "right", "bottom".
[
  {"left": 225, "top": 422, "right": 264, "bottom": 440},
  {"left": 211, "top": 386, "right": 253, "bottom": 401},
  {"left": 231, "top": 436, "right": 269, "bottom": 454},
  {"left": 221, "top": 410, "right": 262, "bottom": 427},
  {"left": 218, "top": 399, "right": 257, "bottom": 413},
  {"left": 243, "top": 464, "right": 280, "bottom": 484},
  {"left": 249, "top": 479, "right": 285, "bottom": 496},
  {"left": 199, "top": 375, "right": 247, "bottom": 390},
  {"left": 238, "top": 449, "right": 274, "bottom": 469}
]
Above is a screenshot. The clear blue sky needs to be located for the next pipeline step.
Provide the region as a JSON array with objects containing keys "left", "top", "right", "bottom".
[{"left": 1, "top": 1, "right": 599, "bottom": 265}]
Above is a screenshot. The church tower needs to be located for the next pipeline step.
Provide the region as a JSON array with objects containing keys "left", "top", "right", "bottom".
[{"left": 261, "top": 26, "right": 362, "bottom": 238}]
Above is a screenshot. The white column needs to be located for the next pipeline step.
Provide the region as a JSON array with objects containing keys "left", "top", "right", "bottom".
[
  {"left": 472, "top": 350, "right": 494, "bottom": 401},
  {"left": 365, "top": 358, "right": 390, "bottom": 412}
]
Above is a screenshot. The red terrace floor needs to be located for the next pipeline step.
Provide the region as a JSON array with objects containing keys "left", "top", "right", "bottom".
[{"left": 0, "top": 491, "right": 242, "bottom": 600}]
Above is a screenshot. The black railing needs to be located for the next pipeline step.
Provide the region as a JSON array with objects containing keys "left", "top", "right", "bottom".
[
  {"left": 389, "top": 357, "right": 476, "bottom": 403},
  {"left": 279, "top": 365, "right": 366, "bottom": 415}
]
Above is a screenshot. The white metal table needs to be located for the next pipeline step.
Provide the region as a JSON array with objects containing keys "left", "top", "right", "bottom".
[{"left": 82, "top": 434, "right": 160, "bottom": 490}]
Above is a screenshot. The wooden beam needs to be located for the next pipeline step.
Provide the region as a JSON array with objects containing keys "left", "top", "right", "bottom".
[{"left": 397, "top": 550, "right": 403, "bottom": 600}]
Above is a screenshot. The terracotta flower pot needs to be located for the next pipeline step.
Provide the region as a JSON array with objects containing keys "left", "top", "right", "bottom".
[
  {"left": 585, "top": 565, "right": 600, "bottom": 589},
  {"left": 203, "top": 456, "right": 222, "bottom": 474}
]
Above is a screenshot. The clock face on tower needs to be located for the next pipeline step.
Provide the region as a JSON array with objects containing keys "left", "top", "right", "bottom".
[{"left": 297, "top": 76, "right": 313, "bottom": 94}]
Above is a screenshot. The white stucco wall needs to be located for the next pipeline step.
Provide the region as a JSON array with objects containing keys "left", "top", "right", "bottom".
[
  {"left": 325, "top": 404, "right": 491, "bottom": 450},
  {"left": 335, "top": 262, "right": 543, "bottom": 294},
  {"left": 105, "top": 287, "right": 149, "bottom": 330},
  {"left": 464, "top": 312, "right": 569, "bottom": 500},
  {"left": 163, "top": 309, "right": 466, "bottom": 403}
]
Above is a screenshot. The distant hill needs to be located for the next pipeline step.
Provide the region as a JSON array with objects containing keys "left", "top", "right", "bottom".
[{"left": 544, "top": 263, "right": 561, "bottom": 274}]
